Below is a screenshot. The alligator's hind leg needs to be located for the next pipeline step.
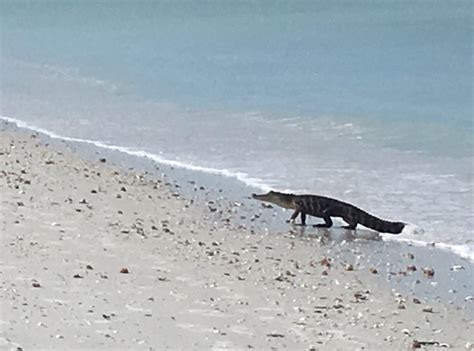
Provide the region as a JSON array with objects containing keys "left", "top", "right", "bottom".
[
  {"left": 313, "top": 215, "right": 333, "bottom": 228},
  {"left": 342, "top": 217, "right": 357, "bottom": 230}
]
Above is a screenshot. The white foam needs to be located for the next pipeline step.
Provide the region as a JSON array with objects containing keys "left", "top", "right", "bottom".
[
  {"left": 382, "top": 227, "right": 474, "bottom": 262},
  {"left": 0, "top": 115, "right": 271, "bottom": 191}
]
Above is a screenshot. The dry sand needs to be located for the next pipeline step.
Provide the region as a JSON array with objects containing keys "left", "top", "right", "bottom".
[{"left": 1, "top": 130, "right": 473, "bottom": 350}]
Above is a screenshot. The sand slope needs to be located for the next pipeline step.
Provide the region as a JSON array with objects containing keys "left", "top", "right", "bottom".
[{"left": 1, "top": 131, "right": 473, "bottom": 350}]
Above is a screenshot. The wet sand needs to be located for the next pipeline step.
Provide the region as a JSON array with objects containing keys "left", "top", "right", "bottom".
[{"left": 1, "top": 130, "right": 473, "bottom": 350}]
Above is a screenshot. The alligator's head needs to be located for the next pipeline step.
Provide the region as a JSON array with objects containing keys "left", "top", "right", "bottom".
[{"left": 251, "top": 191, "right": 296, "bottom": 209}]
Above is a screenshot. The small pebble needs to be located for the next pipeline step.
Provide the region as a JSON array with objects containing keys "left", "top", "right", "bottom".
[{"left": 422, "top": 268, "right": 435, "bottom": 278}]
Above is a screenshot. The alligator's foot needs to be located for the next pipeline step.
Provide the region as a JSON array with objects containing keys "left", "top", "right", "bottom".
[
  {"left": 313, "top": 224, "right": 331, "bottom": 228},
  {"left": 286, "top": 219, "right": 306, "bottom": 226},
  {"left": 341, "top": 225, "right": 356, "bottom": 230},
  {"left": 287, "top": 220, "right": 306, "bottom": 226}
]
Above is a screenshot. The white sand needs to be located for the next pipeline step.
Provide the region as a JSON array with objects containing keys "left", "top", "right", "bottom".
[{"left": 1, "top": 130, "right": 473, "bottom": 350}]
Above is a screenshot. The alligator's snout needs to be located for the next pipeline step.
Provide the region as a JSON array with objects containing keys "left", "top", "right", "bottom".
[{"left": 252, "top": 192, "right": 268, "bottom": 200}]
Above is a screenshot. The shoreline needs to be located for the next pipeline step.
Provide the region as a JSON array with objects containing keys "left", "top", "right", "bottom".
[
  {"left": 2, "top": 115, "right": 473, "bottom": 264},
  {"left": 1, "top": 126, "right": 473, "bottom": 349},
  {"left": 2, "top": 118, "right": 474, "bottom": 313}
]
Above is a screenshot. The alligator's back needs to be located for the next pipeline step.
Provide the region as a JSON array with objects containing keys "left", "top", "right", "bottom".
[{"left": 293, "top": 194, "right": 343, "bottom": 216}]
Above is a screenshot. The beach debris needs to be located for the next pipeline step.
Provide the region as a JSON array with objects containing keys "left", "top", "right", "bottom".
[
  {"left": 450, "top": 265, "right": 465, "bottom": 271},
  {"left": 266, "top": 333, "right": 285, "bottom": 338},
  {"left": 261, "top": 203, "right": 273, "bottom": 209},
  {"left": 407, "top": 265, "right": 417, "bottom": 272},
  {"left": 319, "top": 257, "right": 331, "bottom": 267},
  {"left": 412, "top": 298, "right": 422, "bottom": 304},
  {"left": 102, "top": 314, "right": 111, "bottom": 320},
  {"left": 464, "top": 296, "right": 474, "bottom": 302},
  {"left": 73, "top": 273, "right": 84, "bottom": 279},
  {"left": 353, "top": 292, "right": 368, "bottom": 302},
  {"left": 412, "top": 340, "right": 447, "bottom": 349},
  {"left": 32, "top": 280, "right": 41, "bottom": 288},
  {"left": 369, "top": 267, "right": 378, "bottom": 274},
  {"left": 422, "top": 268, "right": 435, "bottom": 278},
  {"left": 99, "top": 158, "right": 106, "bottom": 163},
  {"left": 274, "top": 273, "right": 290, "bottom": 282},
  {"left": 345, "top": 264, "right": 354, "bottom": 271},
  {"left": 120, "top": 267, "right": 130, "bottom": 274},
  {"left": 407, "top": 253, "right": 415, "bottom": 260},
  {"left": 86, "top": 264, "right": 94, "bottom": 270},
  {"left": 422, "top": 307, "right": 434, "bottom": 313}
]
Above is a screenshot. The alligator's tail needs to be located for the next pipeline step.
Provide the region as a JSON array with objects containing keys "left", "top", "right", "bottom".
[{"left": 357, "top": 210, "right": 405, "bottom": 234}]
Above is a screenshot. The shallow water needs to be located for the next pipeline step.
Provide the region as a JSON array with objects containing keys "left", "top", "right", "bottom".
[{"left": 1, "top": 1, "right": 473, "bottom": 259}]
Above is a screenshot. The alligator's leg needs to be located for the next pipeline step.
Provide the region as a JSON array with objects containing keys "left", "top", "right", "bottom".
[
  {"left": 342, "top": 216, "right": 357, "bottom": 230},
  {"left": 313, "top": 215, "right": 333, "bottom": 228},
  {"left": 341, "top": 223, "right": 357, "bottom": 230},
  {"left": 300, "top": 212, "right": 307, "bottom": 226},
  {"left": 287, "top": 209, "right": 300, "bottom": 224}
]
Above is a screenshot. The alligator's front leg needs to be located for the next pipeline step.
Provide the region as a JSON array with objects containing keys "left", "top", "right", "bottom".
[
  {"left": 287, "top": 209, "right": 301, "bottom": 224},
  {"left": 300, "top": 212, "right": 307, "bottom": 226}
]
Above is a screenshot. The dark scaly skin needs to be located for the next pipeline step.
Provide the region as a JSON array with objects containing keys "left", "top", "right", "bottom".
[{"left": 252, "top": 191, "right": 405, "bottom": 234}]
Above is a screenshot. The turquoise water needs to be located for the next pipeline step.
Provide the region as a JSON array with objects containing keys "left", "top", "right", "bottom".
[{"left": 1, "top": 1, "right": 473, "bottom": 259}]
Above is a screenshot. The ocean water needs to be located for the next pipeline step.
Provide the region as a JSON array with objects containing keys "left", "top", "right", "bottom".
[{"left": 1, "top": 1, "right": 473, "bottom": 260}]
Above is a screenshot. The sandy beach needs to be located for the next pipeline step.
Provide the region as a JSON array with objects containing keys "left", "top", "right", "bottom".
[{"left": 1, "top": 129, "right": 473, "bottom": 350}]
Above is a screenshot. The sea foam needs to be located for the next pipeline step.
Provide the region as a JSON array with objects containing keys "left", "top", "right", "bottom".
[{"left": 0, "top": 115, "right": 272, "bottom": 191}]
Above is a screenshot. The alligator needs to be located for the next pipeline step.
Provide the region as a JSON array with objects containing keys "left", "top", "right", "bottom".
[{"left": 252, "top": 191, "right": 405, "bottom": 234}]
